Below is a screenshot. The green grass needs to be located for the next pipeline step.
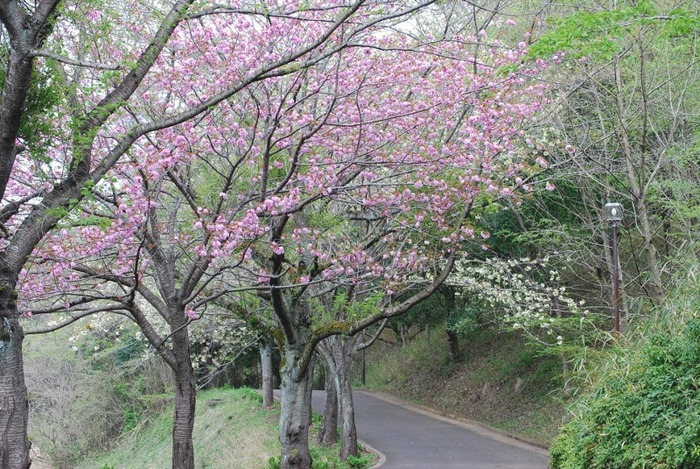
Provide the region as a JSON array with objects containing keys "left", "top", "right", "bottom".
[
  {"left": 361, "top": 326, "right": 570, "bottom": 445},
  {"left": 75, "top": 386, "right": 376, "bottom": 469},
  {"left": 75, "top": 387, "right": 280, "bottom": 469}
]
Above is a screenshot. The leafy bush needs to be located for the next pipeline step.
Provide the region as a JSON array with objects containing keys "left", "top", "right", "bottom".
[{"left": 550, "top": 319, "right": 700, "bottom": 468}]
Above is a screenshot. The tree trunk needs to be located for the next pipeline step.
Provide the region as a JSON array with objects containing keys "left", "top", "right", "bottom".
[
  {"left": 322, "top": 335, "right": 359, "bottom": 460},
  {"left": 260, "top": 340, "right": 275, "bottom": 409},
  {"left": 171, "top": 326, "right": 196, "bottom": 469},
  {"left": 336, "top": 365, "right": 358, "bottom": 460},
  {"left": 400, "top": 323, "right": 408, "bottom": 346},
  {"left": 360, "top": 332, "right": 366, "bottom": 386},
  {"left": 614, "top": 59, "right": 663, "bottom": 299},
  {"left": 446, "top": 328, "right": 460, "bottom": 362},
  {"left": 279, "top": 345, "right": 314, "bottom": 469},
  {"left": 0, "top": 276, "right": 30, "bottom": 469},
  {"left": 318, "top": 356, "right": 338, "bottom": 445}
]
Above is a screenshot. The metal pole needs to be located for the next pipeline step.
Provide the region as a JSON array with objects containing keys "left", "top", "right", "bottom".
[{"left": 611, "top": 221, "right": 621, "bottom": 334}]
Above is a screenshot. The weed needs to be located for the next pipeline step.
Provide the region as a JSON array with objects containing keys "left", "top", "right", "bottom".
[
  {"left": 347, "top": 453, "right": 374, "bottom": 468},
  {"left": 239, "top": 386, "right": 264, "bottom": 403}
]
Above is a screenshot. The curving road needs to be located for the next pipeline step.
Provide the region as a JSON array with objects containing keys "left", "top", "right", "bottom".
[{"left": 310, "top": 390, "right": 550, "bottom": 469}]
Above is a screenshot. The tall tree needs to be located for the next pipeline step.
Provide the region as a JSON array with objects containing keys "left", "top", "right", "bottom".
[
  {"left": 236, "top": 34, "right": 548, "bottom": 468},
  {"left": 4, "top": 2, "right": 447, "bottom": 467},
  {"left": 0, "top": 1, "right": 198, "bottom": 466}
]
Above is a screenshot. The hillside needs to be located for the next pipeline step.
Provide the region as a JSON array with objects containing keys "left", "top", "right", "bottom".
[
  {"left": 70, "top": 386, "right": 375, "bottom": 469},
  {"left": 362, "top": 326, "right": 570, "bottom": 445},
  {"left": 75, "top": 387, "right": 279, "bottom": 469}
]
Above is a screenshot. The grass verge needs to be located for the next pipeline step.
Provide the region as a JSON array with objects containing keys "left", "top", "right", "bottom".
[
  {"left": 75, "top": 386, "right": 375, "bottom": 469},
  {"left": 75, "top": 387, "right": 279, "bottom": 469}
]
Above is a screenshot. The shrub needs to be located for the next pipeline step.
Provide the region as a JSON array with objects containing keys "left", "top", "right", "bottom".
[{"left": 550, "top": 319, "right": 700, "bottom": 468}]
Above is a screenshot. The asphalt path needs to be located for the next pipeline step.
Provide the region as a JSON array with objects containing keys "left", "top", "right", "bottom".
[{"left": 309, "top": 390, "right": 550, "bottom": 469}]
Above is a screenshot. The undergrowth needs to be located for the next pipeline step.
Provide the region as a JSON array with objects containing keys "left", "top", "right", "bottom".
[
  {"left": 75, "top": 387, "right": 280, "bottom": 469},
  {"left": 551, "top": 316, "right": 700, "bottom": 468}
]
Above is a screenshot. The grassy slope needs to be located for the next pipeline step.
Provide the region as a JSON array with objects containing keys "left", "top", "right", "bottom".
[
  {"left": 361, "top": 326, "right": 571, "bottom": 445},
  {"left": 75, "top": 387, "right": 376, "bottom": 469},
  {"left": 75, "top": 387, "right": 280, "bottom": 469}
]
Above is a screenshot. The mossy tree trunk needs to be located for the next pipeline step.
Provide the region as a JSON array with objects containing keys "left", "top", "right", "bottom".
[
  {"left": 323, "top": 335, "right": 358, "bottom": 460},
  {"left": 279, "top": 343, "right": 314, "bottom": 469},
  {"left": 317, "top": 353, "right": 338, "bottom": 445},
  {"left": 0, "top": 277, "right": 30, "bottom": 469}
]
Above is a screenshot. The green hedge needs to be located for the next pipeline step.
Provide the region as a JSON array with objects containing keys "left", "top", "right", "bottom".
[{"left": 550, "top": 320, "right": 700, "bottom": 468}]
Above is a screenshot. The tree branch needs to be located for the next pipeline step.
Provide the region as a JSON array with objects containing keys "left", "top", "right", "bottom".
[{"left": 29, "top": 49, "right": 121, "bottom": 70}]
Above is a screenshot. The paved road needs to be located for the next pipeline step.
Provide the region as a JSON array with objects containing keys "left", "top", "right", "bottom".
[{"left": 310, "top": 390, "right": 549, "bottom": 469}]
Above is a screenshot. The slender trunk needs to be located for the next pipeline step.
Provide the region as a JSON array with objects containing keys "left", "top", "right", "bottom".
[
  {"left": 0, "top": 277, "right": 30, "bottom": 469},
  {"left": 614, "top": 59, "right": 663, "bottom": 299},
  {"left": 325, "top": 335, "right": 358, "bottom": 460},
  {"left": 260, "top": 341, "right": 274, "bottom": 408},
  {"left": 172, "top": 326, "right": 196, "bottom": 469},
  {"left": 359, "top": 330, "right": 367, "bottom": 386},
  {"left": 446, "top": 328, "right": 460, "bottom": 362},
  {"left": 279, "top": 345, "right": 314, "bottom": 469},
  {"left": 554, "top": 298, "right": 571, "bottom": 392},
  {"left": 319, "top": 359, "right": 338, "bottom": 445},
  {"left": 360, "top": 345, "right": 366, "bottom": 386},
  {"left": 336, "top": 365, "right": 358, "bottom": 460}
]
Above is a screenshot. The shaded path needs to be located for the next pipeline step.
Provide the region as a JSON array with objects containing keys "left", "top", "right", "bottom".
[{"left": 310, "top": 390, "right": 549, "bottom": 469}]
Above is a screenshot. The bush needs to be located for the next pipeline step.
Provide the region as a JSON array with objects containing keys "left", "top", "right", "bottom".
[{"left": 550, "top": 319, "right": 700, "bottom": 468}]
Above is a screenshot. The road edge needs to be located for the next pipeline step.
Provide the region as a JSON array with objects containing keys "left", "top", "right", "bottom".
[
  {"left": 356, "top": 390, "right": 550, "bottom": 459},
  {"left": 359, "top": 439, "right": 386, "bottom": 469}
]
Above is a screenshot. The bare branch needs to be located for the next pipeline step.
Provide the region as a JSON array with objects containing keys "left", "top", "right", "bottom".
[{"left": 29, "top": 49, "right": 121, "bottom": 70}]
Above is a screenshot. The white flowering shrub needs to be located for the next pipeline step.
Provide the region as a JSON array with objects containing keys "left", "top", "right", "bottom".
[
  {"left": 449, "top": 256, "right": 591, "bottom": 347},
  {"left": 64, "top": 305, "right": 259, "bottom": 387}
]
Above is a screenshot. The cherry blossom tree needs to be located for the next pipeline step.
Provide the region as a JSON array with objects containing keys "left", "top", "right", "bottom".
[
  {"left": 1, "top": 1, "right": 199, "bottom": 466},
  {"left": 2, "top": 1, "right": 448, "bottom": 467},
  {"left": 231, "top": 35, "right": 549, "bottom": 468},
  {"left": 27, "top": 25, "right": 546, "bottom": 468}
]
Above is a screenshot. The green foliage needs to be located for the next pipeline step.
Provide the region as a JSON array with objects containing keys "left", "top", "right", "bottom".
[
  {"left": 239, "top": 386, "right": 264, "bottom": 404},
  {"left": 393, "top": 285, "right": 455, "bottom": 334},
  {"left": 346, "top": 453, "right": 374, "bottom": 469},
  {"left": 112, "top": 379, "right": 148, "bottom": 434},
  {"left": 551, "top": 320, "right": 700, "bottom": 468},
  {"left": 528, "top": 1, "right": 651, "bottom": 60},
  {"left": 0, "top": 48, "right": 65, "bottom": 161},
  {"left": 76, "top": 387, "right": 281, "bottom": 469},
  {"left": 24, "top": 323, "right": 169, "bottom": 469},
  {"left": 305, "top": 446, "right": 375, "bottom": 469},
  {"left": 662, "top": 8, "right": 700, "bottom": 38},
  {"left": 529, "top": 1, "right": 700, "bottom": 61},
  {"left": 446, "top": 296, "right": 486, "bottom": 335}
]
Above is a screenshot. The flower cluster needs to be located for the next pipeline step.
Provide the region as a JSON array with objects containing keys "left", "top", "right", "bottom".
[{"left": 449, "top": 256, "right": 587, "bottom": 346}]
